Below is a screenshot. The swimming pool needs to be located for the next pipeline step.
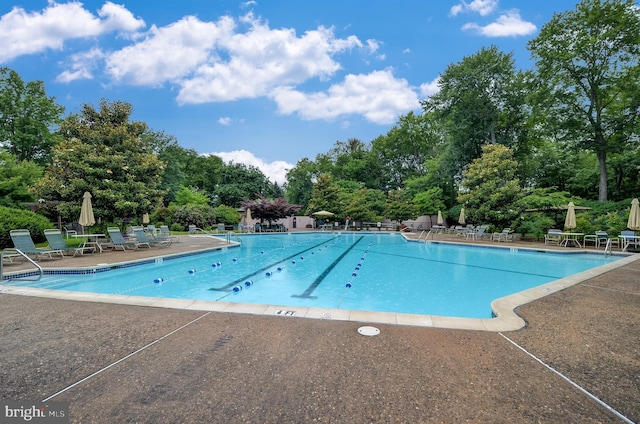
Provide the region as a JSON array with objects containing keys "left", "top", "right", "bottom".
[{"left": 3, "top": 232, "right": 623, "bottom": 319}]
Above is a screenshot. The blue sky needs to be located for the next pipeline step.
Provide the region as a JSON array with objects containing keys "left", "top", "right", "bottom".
[{"left": 1, "top": 0, "right": 578, "bottom": 183}]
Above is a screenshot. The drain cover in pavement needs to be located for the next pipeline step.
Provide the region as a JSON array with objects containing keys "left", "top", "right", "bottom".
[{"left": 357, "top": 326, "right": 380, "bottom": 336}]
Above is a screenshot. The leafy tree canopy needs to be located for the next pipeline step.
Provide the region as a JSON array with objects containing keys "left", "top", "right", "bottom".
[
  {"left": 458, "top": 144, "right": 524, "bottom": 228},
  {"left": 33, "top": 99, "right": 166, "bottom": 223},
  {"left": 527, "top": 0, "right": 640, "bottom": 201},
  {"left": 0, "top": 150, "right": 43, "bottom": 207},
  {"left": 0, "top": 67, "right": 64, "bottom": 165}
]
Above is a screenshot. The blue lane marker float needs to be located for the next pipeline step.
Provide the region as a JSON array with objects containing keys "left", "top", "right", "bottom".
[
  {"left": 188, "top": 269, "right": 196, "bottom": 273},
  {"left": 154, "top": 277, "right": 164, "bottom": 284}
]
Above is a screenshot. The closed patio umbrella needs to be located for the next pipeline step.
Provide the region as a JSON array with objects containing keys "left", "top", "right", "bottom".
[
  {"left": 79, "top": 191, "right": 95, "bottom": 234},
  {"left": 458, "top": 208, "right": 465, "bottom": 225},
  {"left": 437, "top": 211, "right": 444, "bottom": 225},
  {"left": 564, "top": 202, "right": 576, "bottom": 230},
  {"left": 142, "top": 213, "right": 150, "bottom": 224},
  {"left": 627, "top": 198, "right": 640, "bottom": 230},
  {"left": 245, "top": 208, "right": 252, "bottom": 225}
]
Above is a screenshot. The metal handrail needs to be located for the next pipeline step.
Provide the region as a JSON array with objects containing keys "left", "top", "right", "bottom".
[
  {"left": 604, "top": 238, "right": 612, "bottom": 257},
  {"left": 0, "top": 249, "right": 43, "bottom": 282},
  {"left": 417, "top": 230, "right": 433, "bottom": 242},
  {"left": 226, "top": 231, "right": 241, "bottom": 245}
]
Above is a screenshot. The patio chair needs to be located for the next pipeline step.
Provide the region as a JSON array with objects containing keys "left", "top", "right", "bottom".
[
  {"left": 106, "top": 227, "right": 141, "bottom": 251},
  {"left": 466, "top": 225, "right": 488, "bottom": 240},
  {"left": 44, "top": 229, "right": 94, "bottom": 257},
  {"left": 160, "top": 225, "right": 180, "bottom": 242},
  {"left": 545, "top": 229, "right": 563, "bottom": 245},
  {"left": 188, "top": 225, "right": 212, "bottom": 235},
  {"left": 63, "top": 225, "right": 77, "bottom": 239},
  {"left": 1, "top": 249, "right": 25, "bottom": 265},
  {"left": 9, "top": 229, "right": 64, "bottom": 260},
  {"left": 492, "top": 228, "right": 514, "bottom": 242},
  {"left": 133, "top": 228, "right": 170, "bottom": 248},
  {"left": 583, "top": 231, "right": 618, "bottom": 249}
]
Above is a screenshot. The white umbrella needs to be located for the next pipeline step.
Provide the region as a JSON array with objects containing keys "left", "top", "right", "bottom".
[
  {"left": 79, "top": 191, "right": 96, "bottom": 234},
  {"left": 142, "top": 213, "right": 150, "bottom": 224},
  {"left": 437, "top": 210, "right": 444, "bottom": 225},
  {"left": 312, "top": 210, "right": 335, "bottom": 217},
  {"left": 458, "top": 208, "right": 465, "bottom": 225},
  {"left": 245, "top": 208, "right": 252, "bottom": 225},
  {"left": 564, "top": 202, "right": 576, "bottom": 230},
  {"left": 627, "top": 198, "right": 640, "bottom": 230}
]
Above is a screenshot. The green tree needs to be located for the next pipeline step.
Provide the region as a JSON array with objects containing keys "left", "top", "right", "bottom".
[
  {"left": 344, "top": 188, "right": 377, "bottom": 225},
  {"left": 184, "top": 154, "right": 224, "bottom": 197},
  {"left": 422, "top": 47, "right": 531, "bottom": 179},
  {"left": 173, "top": 185, "right": 210, "bottom": 206},
  {"left": 34, "top": 100, "right": 166, "bottom": 223},
  {"left": 0, "top": 68, "right": 64, "bottom": 164},
  {"left": 0, "top": 150, "right": 43, "bottom": 207},
  {"left": 306, "top": 174, "right": 340, "bottom": 215},
  {"left": 371, "top": 112, "right": 441, "bottom": 190},
  {"left": 457, "top": 144, "right": 524, "bottom": 228},
  {"left": 383, "top": 189, "right": 416, "bottom": 222},
  {"left": 413, "top": 187, "right": 446, "bottom": 216},
  {"left": 214, "top": 204, "right": 241, "bottom": 225},
  {"left": 285, "top": 158, "right": 317, "bottom": 210},
  {"left": 527, "top": 0, "right": 640, "bottom": 201},
  {"left": 145, "top": 130, "right": 196, "bottom": 204},
  {"left": 325, "top": 138, "right": 382, "bottom": 189},
  {"left": 215, "top": 162, "right": 276, "bottom": 207}
]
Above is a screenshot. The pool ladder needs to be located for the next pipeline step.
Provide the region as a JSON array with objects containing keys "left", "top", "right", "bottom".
[
  {"left": 604, "top": 238, "right": 613, "bottom": 257},
  {"left": 0, "top": 249, "right": 43, "bottom": 282},
  {"left": 418, "top": 230, "right": 434, "bottom": 242},
  {"left": 226, "top": 231, "right": 241, "bottom": 244}
]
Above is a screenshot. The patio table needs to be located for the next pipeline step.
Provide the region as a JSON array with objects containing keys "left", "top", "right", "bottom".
[
  {"left": 560, "top": 232, "right": 584, "bottom": 248},
  {"left": 620, "top": 234, "right": 640, "bottom": 252},
  {"left": 432, "top": 225, "right": 447, "bottom": 233},
  {"left": 73, "top": 233, "right": 107, "bottom": 253}
]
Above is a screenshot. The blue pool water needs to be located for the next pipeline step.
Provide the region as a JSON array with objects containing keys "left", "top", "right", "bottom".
[{"left": 5, "top": 233, "right": 621, "bottom": 318}]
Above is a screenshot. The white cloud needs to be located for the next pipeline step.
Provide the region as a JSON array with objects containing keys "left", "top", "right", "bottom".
[
  {"left": 97, "top": 2, "right": 146, "bottom": 33},
  {"left": 207, "top": 150, "right": 293, "bottom": 185},
  {"left": 105, "top": 15, "right": 234, "bottom": 86},
  {"left": 450, "top": 0, "right": 498, "bottom": 17},
  {"left": 419, "top": 77, "right": 440, "bottom": 98},
  {"left": 462, "top": 10, "right": 537, "bottom": 37},
  {"left": 270, "top": 69, "right": 420, "bottom": 125},
  {"left": 218, "top": 117, "right": 232, "bottom": 126},
  {"left": 0, "top": 1, "right": 144, "bottom": 63},
  {"left": 176, "top": 16, "right": 362, "bottom": 104},
  {"left": 56, "top": 48, "right": 105, "bottom": 83},
  {"left": 2, "top": 4, "right": 401, "bottom": 125}
]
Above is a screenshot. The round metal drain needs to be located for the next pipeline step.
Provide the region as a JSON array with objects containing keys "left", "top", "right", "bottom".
[{"left": 357, "top": 326, "right": 380, "bottom": 336}]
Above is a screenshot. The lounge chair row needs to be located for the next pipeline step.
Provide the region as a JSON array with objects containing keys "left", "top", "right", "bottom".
[{"left": 6, "top": 227, "right": 175, "bottom": 262}]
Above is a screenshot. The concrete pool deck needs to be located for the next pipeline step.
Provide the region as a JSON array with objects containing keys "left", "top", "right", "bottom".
[{"left": 1, "top": 232, "right": 639, "bottom": 422}]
